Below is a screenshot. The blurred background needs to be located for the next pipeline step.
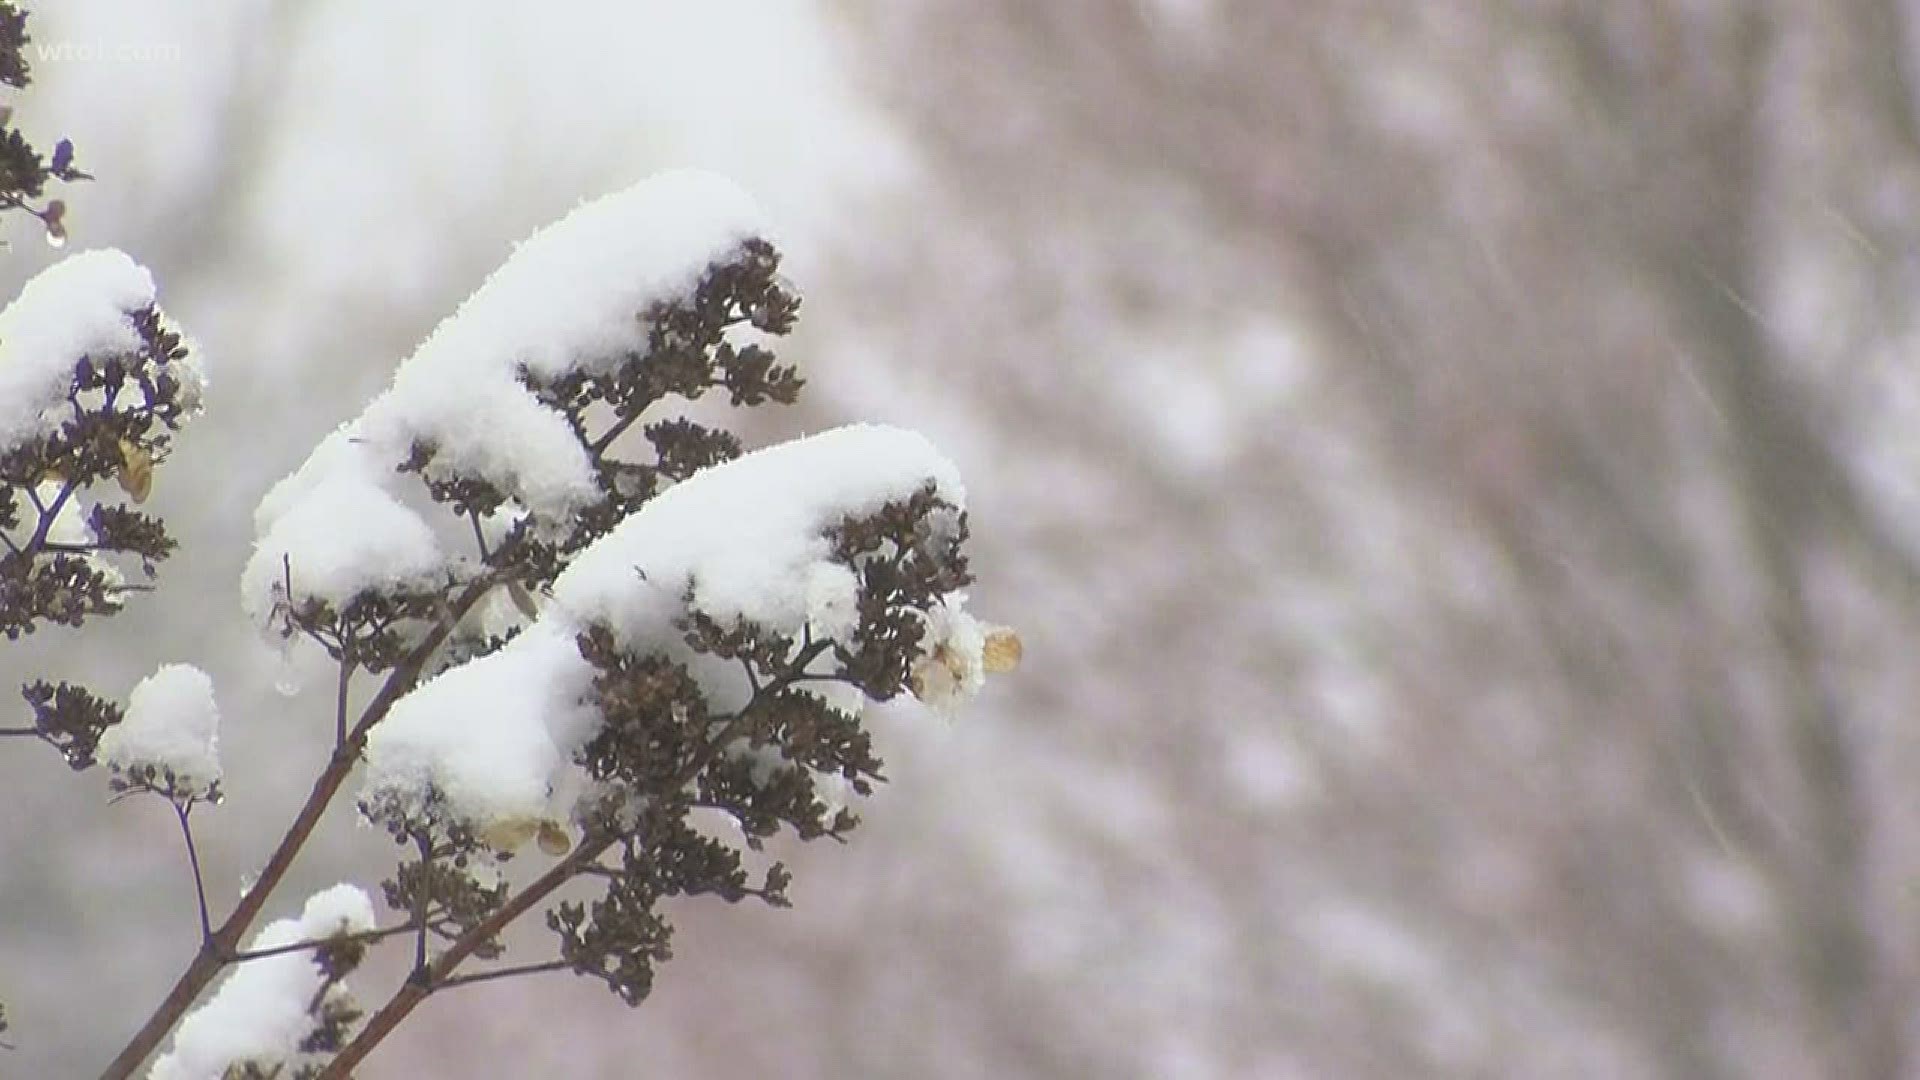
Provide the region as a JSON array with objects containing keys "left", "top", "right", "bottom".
[{"left": 4, "top": 1, "right": 1920, "bottom": 1076}]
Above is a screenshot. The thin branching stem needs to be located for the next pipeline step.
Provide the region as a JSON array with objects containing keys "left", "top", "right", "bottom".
[
  {"left": 334, "top": 656, "right": 351, "bottom": 749},
  {"left": 437, "top": 959, "right": 573, "bottom": 991},
  {"left": 225, "top": 923, "right": 420, "bottom": 964},
  {"left": 411, "top": 832, "right": 432, "bottom": 980},
  {"left": 467, "top": 508, "right": 490, "bottom": 562},
  {"left": 33, "top": 540, "right": 104, "bottom": 554},
  {"left": 26, "top": 478, "right": 79, "bottom": 557},
  {"left": 173, "top": 801, "right": 212, "bottom": 944}
]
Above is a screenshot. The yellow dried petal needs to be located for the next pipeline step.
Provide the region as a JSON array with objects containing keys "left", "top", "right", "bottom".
[
  {"left": 478, "top": 817, "right": 539, "bottom": 853},
  {"left": 982, "top": 628, "right": 1022, "bottom": 673},
  {"left": 117, "top": 439, "right": 153, "bottom": 503},
  {"left": 536, "top": 820, "right": 573, "bottom": 856},
  {"left": 506, "top": 579, "right": 540, "bottom": 619}
]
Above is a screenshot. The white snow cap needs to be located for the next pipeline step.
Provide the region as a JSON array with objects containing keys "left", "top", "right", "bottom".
[
  {"left": 363, "top": 619, "right": 598, "bottom": 831},
  {"left": 553, "top": 422, "right": 963, "bottom": 649},
  {"left": 909, "top": 597, "right": 989, "bottom": 714},
  {"left": 0, "top": 248, "right": 201, "bottom": 453},
  {"left": 149, "top": 884, "right": 376, "bottom": 1080},
  {"left": 97, "top": 663, "right": 221, "bottom": 797},
  {"left": 240, "top": 424, "right": 446, "bottom": 625},
  {"left": 242, "top": 171, "right": 767, "bottom": 630},
  {"left": 362, "top": 423, "right": 966, "bottom": 831}
]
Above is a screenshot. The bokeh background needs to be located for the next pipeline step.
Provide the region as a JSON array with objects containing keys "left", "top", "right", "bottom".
[{"left": 6, "top": 2, "right": 1920, "bottom": 1077}]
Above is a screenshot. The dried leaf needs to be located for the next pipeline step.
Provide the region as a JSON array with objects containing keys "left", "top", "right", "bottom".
[{"left": 479, "top": 817, "right": 539, "bottom": 854}]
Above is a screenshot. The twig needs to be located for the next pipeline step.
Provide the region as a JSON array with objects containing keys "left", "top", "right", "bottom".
[
  {"left": 334, "top": 656, "right": 352, "bottom": 750},
  {"left": 436, "top": 959, "right": 573, "bottom": 992},
  {"left": 411, "top": 833, "right": 432, "bottom": 981},
  {"left": 173, "top": 802, "right": 212, "bottom": 944},
  {"left": 225, "top": 923, "right": 420, "bottom": 964},
  {"left": 315, "top": 841, "right": 602, "bottom": 1077},
  {"left": 467, "top": 508, "right": 490, "bottom": 562},
  {"left": 26, "top": 478, "right": 79, "bottom": 557}
]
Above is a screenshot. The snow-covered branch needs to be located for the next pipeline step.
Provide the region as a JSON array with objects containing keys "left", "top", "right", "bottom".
[
  {"left": 3, "top": 147, "right": 1012, "bottom": 1078},
  {"left": 0, "top": 249, "right": 203, "bottom": 642}
]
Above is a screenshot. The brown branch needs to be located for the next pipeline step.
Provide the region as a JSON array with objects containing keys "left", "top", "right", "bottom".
[
  {"left": 436, "top": 959, "right": 574, "bottom": 992},
  {"left": 316, "top": 838, "right": 604, "bottom": 1076},
  {"left": 96, "top": 575, "right": 498, "bottom": 1080}
]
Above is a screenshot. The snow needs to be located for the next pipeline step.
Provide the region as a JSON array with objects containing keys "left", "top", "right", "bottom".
[
  {"left": 241, "top": 170, "right": 767, "bottom": 630},
  {"left": 0, "top": 249, "right": 156, "bottom": 453},
  {"left": 148, "top": 884, "right": 375, "bottom": 1080},
  {"left": 908, "top": 596, "right": 989, "bottom": 714},
  {"left": 361, "top": 423, "right": 968, "bottom": 831},
  {"left": 241, "top": 424, "right": 446, "bottom": 625},
  {"left": 362, "top": 620, "right": 598, "bottom": 829},
  {"left": 361, "top": 167, "right": 764, "bottom": 521},
  {"left": 96, "top": 664, "right": 221, "bottom": 797},
  {"left": 552, "top": 423, "right": 963, "bottom": 650}
]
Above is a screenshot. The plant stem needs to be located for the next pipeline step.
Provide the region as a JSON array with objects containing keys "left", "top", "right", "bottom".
[
  {"left": 437, "top": 959, "right": 574, "bottom": 991},
  {"left": 226, "top": 922, "right": 419, "bottom": 964},
  {"left": 173, "top": 802, "right": 212, "bottom": 943},
  {"left": 334, "top": 655, "right": 352, "bottom": 749}
]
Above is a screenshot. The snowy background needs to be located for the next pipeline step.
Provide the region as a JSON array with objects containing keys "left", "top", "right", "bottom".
[{"left": 9, "top": 2, "right": 1920, "bottom": 1078}]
